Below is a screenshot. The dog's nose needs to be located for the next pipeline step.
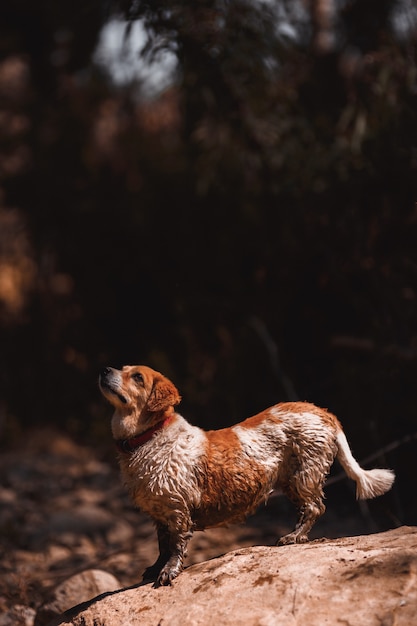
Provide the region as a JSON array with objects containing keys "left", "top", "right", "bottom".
[{"left": 100, "top": 367, "right": 113, "bottom": 378}]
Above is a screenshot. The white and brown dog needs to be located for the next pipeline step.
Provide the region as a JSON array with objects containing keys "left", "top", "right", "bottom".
[{"left": 99, "top": 365, "right": 394, "bottom": 587}]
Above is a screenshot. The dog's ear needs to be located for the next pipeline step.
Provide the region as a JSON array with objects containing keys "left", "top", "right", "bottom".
[{"left": 147, "top": 376, "right": 181, "bottom": 412}]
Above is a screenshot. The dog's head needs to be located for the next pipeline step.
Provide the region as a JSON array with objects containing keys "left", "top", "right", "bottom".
[{"left": 99, "top": 365, "right": 181, "bottom": 438}]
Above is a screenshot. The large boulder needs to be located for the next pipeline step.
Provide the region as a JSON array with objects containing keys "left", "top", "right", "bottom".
[{"left": 51, "top": 526, "right": 417, "bottom": 626}]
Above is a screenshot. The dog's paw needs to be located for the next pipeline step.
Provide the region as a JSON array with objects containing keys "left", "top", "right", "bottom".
[
  {"left": 277, "top": 532, "right": 309, "bottom": 546},
  {"left": 154, "top": 564, "right": 181, "bottom": 587}
]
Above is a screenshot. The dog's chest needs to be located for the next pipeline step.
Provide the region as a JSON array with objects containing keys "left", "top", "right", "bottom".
[{"left": 119, "top": 425, "right": 205, "bottom": 518}]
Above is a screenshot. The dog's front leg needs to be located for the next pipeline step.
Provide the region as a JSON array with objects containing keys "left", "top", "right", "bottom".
[
  {"left": 142, "top": 523, "right": 172, "bottom": 583},
  {"left": 155, "top": 522, "right": 193, "bottom": 587}
]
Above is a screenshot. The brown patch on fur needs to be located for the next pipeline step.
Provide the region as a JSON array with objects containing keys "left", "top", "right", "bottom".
[
  {"left": 238, "top": 408, "right": 283, "bottom": 429},
  {"left": 193, "top": 428, "right": 274, "bottom": 529},
  {"left": 277, "top": 401, "right": 342, "bottom": 430}
]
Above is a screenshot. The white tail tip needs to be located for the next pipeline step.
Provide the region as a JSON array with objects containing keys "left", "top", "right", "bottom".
[
  {"left": 355, "top": 468, "right": 395, "bottom": 500},
  {"left": 336, "top": 431, "right": 395, "bottom": 500}
]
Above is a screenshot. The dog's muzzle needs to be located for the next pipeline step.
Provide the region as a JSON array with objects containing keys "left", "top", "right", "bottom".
[{"left": 99, "top": 367, "right": 127, "bottom": 404}]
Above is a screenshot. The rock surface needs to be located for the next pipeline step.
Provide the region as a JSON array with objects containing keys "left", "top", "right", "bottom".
[{"left": 52, "top": 526, "right": 417, "bottom": 626}]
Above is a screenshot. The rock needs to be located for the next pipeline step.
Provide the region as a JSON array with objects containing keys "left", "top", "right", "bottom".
[
  {"left": 0, "top": 605, "right": 36, "bottom": 626},
  {"left": 51, "top": 527, "right": 417, "bottom": 626},
  {"left": 34, "top": 569, "right": 120, "bottom": 626}
]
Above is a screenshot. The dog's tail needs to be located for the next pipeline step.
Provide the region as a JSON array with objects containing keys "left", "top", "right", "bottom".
[{"left": 336, "top": 430, "right": 395, "bottom": 499}]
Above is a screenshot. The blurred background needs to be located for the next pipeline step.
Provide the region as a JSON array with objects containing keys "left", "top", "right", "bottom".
[{"left": 0, "top": 0, "right": 416, "bottom": 532}]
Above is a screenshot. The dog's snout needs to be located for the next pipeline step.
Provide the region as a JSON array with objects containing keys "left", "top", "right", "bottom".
[
  {"left": 100, "top": 367, "right": 113, "bottom": 378},
  {"left": 99, "top": 367, "right": 128, "bottom": 406}
]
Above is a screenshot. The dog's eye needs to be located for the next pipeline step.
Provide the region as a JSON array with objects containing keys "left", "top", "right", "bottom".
[{"left": 132, "top": 372, "right": 144, "bottom": 384}]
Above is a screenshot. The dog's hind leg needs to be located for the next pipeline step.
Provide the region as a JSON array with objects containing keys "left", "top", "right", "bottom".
[
  {"left": 277, "top": 442, "right": 336, "bottom": 545},
  {"left": 277, "top": 498, "right": 326, "bottom": 545}
]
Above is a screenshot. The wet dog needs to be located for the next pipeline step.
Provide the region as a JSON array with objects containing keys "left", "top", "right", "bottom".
[{"left": 99, "top": 365, "right": 394, "bottom": 587}]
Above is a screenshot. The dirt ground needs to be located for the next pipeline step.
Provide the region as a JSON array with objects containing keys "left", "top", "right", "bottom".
[{"left": 0, "top": 429, "right": 388, "bottom": 615}]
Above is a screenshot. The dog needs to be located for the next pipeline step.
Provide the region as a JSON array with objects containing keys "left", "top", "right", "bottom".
[{"left": 99, "top": 365, "right": 395, "bottom": 587}]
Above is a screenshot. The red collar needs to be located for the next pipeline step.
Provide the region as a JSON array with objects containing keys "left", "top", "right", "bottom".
[{"left": 115, "top": 415, "right": 174, "bottom": 454}]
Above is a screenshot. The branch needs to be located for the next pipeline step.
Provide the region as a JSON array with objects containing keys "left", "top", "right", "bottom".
[{"left": 248, "top": 316, "right": 299, "bottom": 401}]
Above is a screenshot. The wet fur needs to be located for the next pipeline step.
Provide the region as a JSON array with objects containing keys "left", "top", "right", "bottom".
[{"left": 99, "top": 365, "right": 395, "bottom": 587}]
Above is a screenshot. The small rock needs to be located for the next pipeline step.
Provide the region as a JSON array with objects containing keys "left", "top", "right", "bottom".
[
  {"left": 0, "top": 487, "right": 17, "bottom": 504},
  {"left": 0, "top": 605, "right": 36, "bottom": 626},
  {"left": 45, "top": 544, "right": 72, "bottom": 564},
  {"left": 34, "top": 569, "right": 120, "bottom": 626}
]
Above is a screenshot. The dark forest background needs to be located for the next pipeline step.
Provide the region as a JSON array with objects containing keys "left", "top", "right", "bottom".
[{"left": 0, "top": 0, "right": 416, "bottom": 526}]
